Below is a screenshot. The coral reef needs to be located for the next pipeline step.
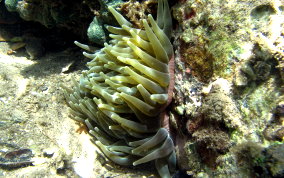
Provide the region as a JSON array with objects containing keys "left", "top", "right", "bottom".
[
  {"left": 1, "top": 0, "right": 97, "bottom": 43},
  {"left": 86, "top": 0, "right": 124, "bottom": 45},
  {"left": 4, "top": 0, "right": 18, "bottom": 12},
  {"left": 200, "top": 79, "right": 243, "bottom": 131},
  {"left": 120, "top": 0, "right": 157, "bottom": 29},
  {"left": 172, "top": 0, "right": 283, "bottom": 82},
  {"left": 171, "top": 0, "right": 283, "bottom": 177},
  {"left": 0, "top": 0, "right": 19, "bottom": 24},
  {"left": 264, "top": 102, "right": 284, "bottom": 141},
  {"left": 63, "top": 0, "right": 176, "bottom": 177},
  {"left": 87, "top": 16, "right": 106, "bottom": 46},
  {"left": 184, "top": 79, "right": 243, "bottom": 169},
  {"left": 1, "top": 0, "right": 130, "bottom": 45},
  {"left": 193, "top": 127, "right": 231, "bottom": 154},
  {"left": 5, "top": 0, "right": 79, "bottom": 27},
  {"left": 232, "top": 142, "right": 284, "bottom": 177},
  {"left": 265, "top": 143, "right": 284, "bottom": 177}
]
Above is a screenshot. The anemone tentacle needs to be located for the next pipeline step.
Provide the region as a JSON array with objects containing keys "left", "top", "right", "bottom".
[{"left": 63, "top": 0, "right": 175, "bottom": 177}]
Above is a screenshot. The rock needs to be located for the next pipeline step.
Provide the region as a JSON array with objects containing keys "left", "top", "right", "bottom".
[{"left": 87, "top": 17, "right": 106, "bottom": 46}]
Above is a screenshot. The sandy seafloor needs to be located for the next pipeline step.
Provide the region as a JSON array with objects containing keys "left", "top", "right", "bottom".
[{"left": 0, "top": 41, "right": 156, "bottom": 177}]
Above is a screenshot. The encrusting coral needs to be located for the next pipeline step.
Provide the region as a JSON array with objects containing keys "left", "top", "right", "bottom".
[{"left": 62, "top": 0, "right": 176, "bottom": 177}]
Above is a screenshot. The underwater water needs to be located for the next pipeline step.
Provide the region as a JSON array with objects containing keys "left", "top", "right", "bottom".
[{"left": 0, "top": 0, "right": 283, "bottom": 177}]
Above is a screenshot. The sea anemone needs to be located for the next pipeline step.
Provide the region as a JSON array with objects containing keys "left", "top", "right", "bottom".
[{"left": 62, "top": 0, "right": 175, "bottom": 177}]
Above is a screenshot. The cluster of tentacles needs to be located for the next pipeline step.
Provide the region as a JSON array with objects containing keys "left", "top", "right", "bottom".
[{"left": 62, "top": 0, "right": 175, "bottom": 177}]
